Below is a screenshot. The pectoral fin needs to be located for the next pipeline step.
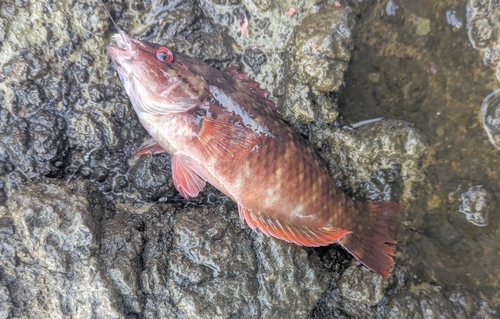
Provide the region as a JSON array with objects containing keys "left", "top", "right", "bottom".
[
  {"left": 237, "top": 205, "right": 352, "bottom": 246},
  {"left": 172, "top": 154, "right": 206, "bottom": 199},
  {"left": 197, "top": 117, "right": 259, "bottom": 161},
  {"left": 133, "top": 139, "right": 166, "bottom": 156}
]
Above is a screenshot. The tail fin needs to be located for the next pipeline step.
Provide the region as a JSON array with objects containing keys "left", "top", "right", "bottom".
[{"left": 338, "top": 201, "right": 401, "bottom": 278}]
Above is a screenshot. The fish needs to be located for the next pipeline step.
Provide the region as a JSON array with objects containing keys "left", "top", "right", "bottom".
[{"left": 107, "top": 31, "right": 401, "bottom": 278}]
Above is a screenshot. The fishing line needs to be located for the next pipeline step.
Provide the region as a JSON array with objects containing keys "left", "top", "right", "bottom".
[{"left": 98, "top": 0, "right": 127, "bottom": 44}]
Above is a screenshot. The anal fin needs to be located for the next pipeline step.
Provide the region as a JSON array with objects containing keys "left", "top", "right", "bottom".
[
  {"left": 238, "top": 205, "right": 352, "bottom": 246},
  {"left": 172, "top": 154, "right": 206, "bottom": 199}
]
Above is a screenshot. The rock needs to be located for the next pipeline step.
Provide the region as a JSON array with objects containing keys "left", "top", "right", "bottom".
[
  {"left": 128, "top": 154, "right": 176, "bottom": 202},
  {"left": 0, "top": 180, "right": 330, "bottom": 319},
  {"left": 0, "top": 109, "right": 68, "bottom": 179},
  {"left": 194, "top": 0, "right": 321, "bottom": 94},
  {"left": 338, "top": 262, "right": 386, "bottom": 307},
  {"left": 448, "top": 183, "right": 495, "bottom": 227},
  {"left": 448, "top": 289, "right": 498, "bottom": 318},
  {"left": 0, "top": 1, "right": 444, "bottom": 318},
  {"left": 279, "top": 4, "right": 354, "bottom": 125},
  {"left": 308, "top": 285, "right": 349, "bottom": 319},
  {"left": 243, "top": 47, "right": 267, "bottom": 75},
  {"left": 0, "top": 181, "right": 123, "bottom": 318},
  {"left": 458, "top": 185, "right": 493, "bottom": 227},
  {"left": 171, "top": 19, "right": 236, "bottom": 62},
  {"left": 0, "top": 0, "right": 141, "bottom": 190},
  {"left": 418, "top": 290, "right": 453, "bottom": 319},
  {"left": 309, "top": 259, "right": 396, "bottom": 318},
  {"left": 168, "top": 205, "right": 259, "bottom": 318},
  {"left": 468, "top": 0, "right": 500, "bottom": 82},
  {"left": 99, "top": 203, "right": 331, "bottom": 318},
  {"left": 173, "top": 205, "right": 331, "bottom": 318},
  {"left": 313, "top": 119, "right": 427, "bottom": 196},
  {"left": 280, "top": 81, "right": 316, "bottom": 123},
  {"left": 252, "top": 228, "right": 331, "bottom": 318},
  {"left": 252, "top": 0, "right": 273, "bottom": 11},
  {"left": 468, "top": 14, "right": 494, "bottom": 50},
  {"left": 481, "top": 89, "right": 500, "bottom": 150},
  {"left": 290, "top": 5, "right": 354, "bottom": 93},
  {"left": 384, "top": 0, "right": 405, "bottom": 26},
  {"left": 385, "top": 293, "right": 423, "bottom": 319}
]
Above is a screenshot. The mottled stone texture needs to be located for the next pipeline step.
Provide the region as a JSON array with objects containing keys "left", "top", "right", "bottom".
[
  {"left": 1, "top": 0, "right": 482, "bottom": 319},
  {"left": 279, "top": 4, "right": 354, "bottom": 125},
  {"left": 0, "top": 181, "right": 122, "bottom": 318},
  {"left": 0, "top": 181, "right": 330, "bottom": 318},
  {"left": 291, "top": 5, "right": 354, "bottom": 93}
]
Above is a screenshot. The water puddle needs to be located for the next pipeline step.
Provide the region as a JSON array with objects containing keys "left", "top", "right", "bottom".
[{"left": 341, "top": 0, "right": 500, "bottom": 304}]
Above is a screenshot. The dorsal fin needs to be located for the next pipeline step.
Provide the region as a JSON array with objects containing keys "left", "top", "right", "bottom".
[
  {"left": 224, "top": 66, "right": 277, "bottom": 111},
  {"left": 238, "top": 205, "right": 352, "bottom": 246}
]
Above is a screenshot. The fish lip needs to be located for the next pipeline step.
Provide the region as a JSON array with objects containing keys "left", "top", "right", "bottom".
[
  {"left": 113, "top": 30, "right": 134, "bottom": 51},
  {"left": 106, "top": 45, "right": 127, "bottom": 67},
  {"left": 106, "top": 31, "right": 137, "bottom": 67}
]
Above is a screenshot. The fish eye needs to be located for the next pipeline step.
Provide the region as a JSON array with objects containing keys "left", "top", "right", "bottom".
[{"left": 156, "top": 47, "right": 173, "bottom": 63}]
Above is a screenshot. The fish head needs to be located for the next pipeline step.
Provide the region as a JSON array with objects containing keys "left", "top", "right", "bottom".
[{"left": 107, "top": 31, "right": 207, "bottom": 115}]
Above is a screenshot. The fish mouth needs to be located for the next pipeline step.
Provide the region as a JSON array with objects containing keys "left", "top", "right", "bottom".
[{"left": 106, "top": 30, "right": 139, "bottom": 70}]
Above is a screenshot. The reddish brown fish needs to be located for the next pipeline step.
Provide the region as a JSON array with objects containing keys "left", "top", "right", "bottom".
[{"left": 107, "top": 31, "right": 401, "bottom": 278}]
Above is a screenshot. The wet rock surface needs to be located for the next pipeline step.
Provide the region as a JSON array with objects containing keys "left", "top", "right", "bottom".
[
  {"left": 338, "top": 262, "right": 385, "bottom": 308},
  {"left": 0, "top": 1, "right": 356, "bottom": 318},
  {"left": 289, "top": 5, "right": 353, "bottom": 93},
  {"left": 457, "top": 185, "right": 493, "bottom": 227},
  {"left": 0, "top": 180, "right": 331, "bottom": 319},
  {"left": 1, "top": 0, "right": 495, "bottom": 318},
  {"left": 312, "top": 119, "right": 426, "bottom": 198},
  {"left": 279, "top": 4, "right": 353, "bottom": 125},
  {"left": 468, "top": 1, "right": 498, "bottom": 148},
  {"left": 168, "top": 206, "right": 330, "bottom": 318},
  {"left": 0, "top": 181, "right": 122, "bottom": 318},
  {"left": 177, "top": 205, "right": 326, "bottom": 318},
  {"left": 481, "top": 89, "right": 500, "bottom": 150}
]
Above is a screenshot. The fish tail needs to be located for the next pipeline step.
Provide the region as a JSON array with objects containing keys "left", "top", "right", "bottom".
[{"left": 338, "top": 201, "right": 401, "bottom": 278}]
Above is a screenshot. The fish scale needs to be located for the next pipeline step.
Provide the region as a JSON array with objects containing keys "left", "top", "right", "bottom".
[{"left": 107, "top": 30, "right": 401, "bottom": 278}]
